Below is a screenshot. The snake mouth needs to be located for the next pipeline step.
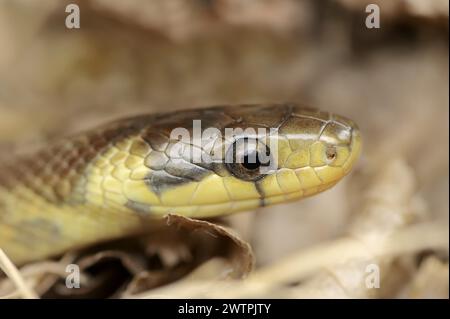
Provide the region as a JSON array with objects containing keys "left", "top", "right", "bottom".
[
  {"left": 138, "top": 178, "right": 340, "bottom": 219},
  {"left": 343, "top": 127, "right": 362, "bottom": 174}
]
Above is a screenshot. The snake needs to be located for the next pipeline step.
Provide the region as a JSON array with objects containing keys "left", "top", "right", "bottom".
[{"left": 0, "top": 103, "right": 361, "bottom": 265}]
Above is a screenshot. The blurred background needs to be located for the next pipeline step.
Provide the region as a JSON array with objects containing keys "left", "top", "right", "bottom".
[{"left": 0, "top": 0, "right": 448, "bottom": 298}]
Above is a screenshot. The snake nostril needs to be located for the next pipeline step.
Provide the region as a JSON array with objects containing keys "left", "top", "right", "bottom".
[{"left": 325, "top": 145, "right": 337, "bottom": 162}]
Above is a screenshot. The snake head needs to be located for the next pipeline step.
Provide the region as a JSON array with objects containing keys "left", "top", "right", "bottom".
[{"left": 84, "top": 104, "right": 361, "bottom": 217}]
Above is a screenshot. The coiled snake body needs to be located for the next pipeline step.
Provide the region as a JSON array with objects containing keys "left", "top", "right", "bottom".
[{"left": 0, "top": 104, "right": 361, "bottom": 265}]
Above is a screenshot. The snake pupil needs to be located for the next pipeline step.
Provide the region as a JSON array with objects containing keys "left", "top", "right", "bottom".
[{"left": 242, "top": 153, "right": 262, "bottom": 170}]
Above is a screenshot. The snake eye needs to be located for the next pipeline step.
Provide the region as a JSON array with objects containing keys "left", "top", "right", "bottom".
[{"left": 225, "top": 138, "right": 271, "bottom": 181}]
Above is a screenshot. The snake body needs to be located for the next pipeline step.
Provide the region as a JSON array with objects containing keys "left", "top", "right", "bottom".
[{"left": 0, "top": 104, "right": 361, "bottom": 265}]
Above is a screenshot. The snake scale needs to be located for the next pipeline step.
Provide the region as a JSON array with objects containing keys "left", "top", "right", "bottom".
[{"left": 0, "top": 103, "right": 361, "bottom": 265}]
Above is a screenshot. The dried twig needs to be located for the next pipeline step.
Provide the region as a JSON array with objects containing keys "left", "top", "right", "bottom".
[{"left": 0, "top": 249, "right": 38, "bottom": 299}]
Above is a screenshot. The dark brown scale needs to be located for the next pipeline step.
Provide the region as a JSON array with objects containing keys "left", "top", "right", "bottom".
[
  {"left": 77, "top": 143, "right": 97, "bottom": 158},
  {"left": 226, "top": 104, "right": 291, "bottom": 128},
  {"left": 90, "top": 134, "right": 109, "bottom": 151},
  {"left": 141, "top": 131, "right": 169, "bottom": 152}
]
